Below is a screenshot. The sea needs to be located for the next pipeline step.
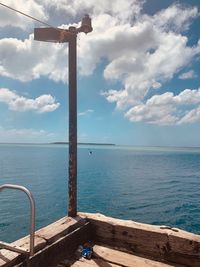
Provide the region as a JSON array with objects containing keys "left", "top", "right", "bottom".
[{"left": 0, "top": 143, "right": 200, "bottom": 242}]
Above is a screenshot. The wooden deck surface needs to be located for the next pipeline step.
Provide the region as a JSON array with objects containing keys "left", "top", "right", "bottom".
[
  {"left": 1, "top": 213, "right": 199, "bottom": 267},
  {"left": 57, "top": 245, "right": 186, "bottom": 267}
]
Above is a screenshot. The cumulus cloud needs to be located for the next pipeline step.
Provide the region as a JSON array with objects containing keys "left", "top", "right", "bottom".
[
  {"left": 152, "top": 4, "right": 199, "bottom": 32},
  {"left": 0, "top": 0, "right": 143, "bottom": 30},
  {"left": 0, "top": 1, "right": 154, "bottom": 83},
  {"left": 0, "top": 34, "right": 68, "bottom": 82},
  {"left": 0, "top": 88, "right": 60, "bottom": 112},
  {"left": 125, "top": 88, "right": 200, "bottom": 125},
  {"left": 0, "top": 2, "right": 199, "bottom": 86},
  {"left": 0, "top": 0, "right": 47, "bottom": 29},
  {"left": 101, "top": 5, "right": 200, "bottom": 109},
  {"left": 178, "top": 107, "right": 200, "bottom": 124},
  {"left": 0, "top": 1, "right": 200, "bottom": 127},
  {"left": 178, "top": 70, "right": 197, "bottom": 80},
  {"left": 36, "top": 0, "right": 143, "bottom": 23}
]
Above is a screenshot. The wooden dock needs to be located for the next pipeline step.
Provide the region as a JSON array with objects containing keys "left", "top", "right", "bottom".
[
  {"left": 0, "top": 213, "right": 200, "bottom": 267},
  {"left": 57, "top": 244, "right": 186, "bottom": 267}
]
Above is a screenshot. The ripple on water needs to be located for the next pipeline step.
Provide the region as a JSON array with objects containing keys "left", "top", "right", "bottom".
[{"left": 1, "top": 144, "right": 200, "bottom": 242}]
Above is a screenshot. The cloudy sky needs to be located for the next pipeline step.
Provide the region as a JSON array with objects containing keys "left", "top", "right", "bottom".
[{"left": 0, "top": 0, "right": 200, "bottom": 146}]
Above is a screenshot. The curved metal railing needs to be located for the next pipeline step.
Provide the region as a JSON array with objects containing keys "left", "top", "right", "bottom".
[{"left": 0, "top": 184, "right": 35, "bottom": 256}]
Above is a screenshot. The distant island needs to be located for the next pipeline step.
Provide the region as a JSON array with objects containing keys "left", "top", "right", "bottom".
[
  {"left": 51, "top": 142, "right": 116, "bottom": 146},
  {"left": 0, "top": 142, "right": 116, "bottom": 146}
]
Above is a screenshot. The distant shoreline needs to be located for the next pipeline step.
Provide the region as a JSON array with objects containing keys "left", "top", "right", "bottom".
[
  {"left": 0, "top": 143, "right": 200, "bottom": 149},
  {"left": 0, "top": 142, "right": 116, "bottom": 146},
  {"left": 51, "top": 142, "right": 116, "bottom": 146}
]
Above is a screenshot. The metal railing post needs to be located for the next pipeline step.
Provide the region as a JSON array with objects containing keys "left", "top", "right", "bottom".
[{"left": 0, "top": 184, "right": 35, "bottom": 256}]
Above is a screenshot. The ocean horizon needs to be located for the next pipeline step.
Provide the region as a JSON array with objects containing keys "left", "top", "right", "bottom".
[{"left": 0, "top": 143, "right": 200, "bottom": 242}]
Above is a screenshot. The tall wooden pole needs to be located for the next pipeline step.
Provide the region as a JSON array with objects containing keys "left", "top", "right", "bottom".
[
  {"left": 34, "top": 15, "right": 92, "bottom": 218},
  {"left": 68, "top": 29, "right": 77, "bottom": 217}
]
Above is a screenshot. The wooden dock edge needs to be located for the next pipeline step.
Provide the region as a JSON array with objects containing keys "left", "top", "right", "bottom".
[
  {"left": 0, "top": 216, "right": 92, "bottom": 267},
  {"left": 79, "top": 212, "right": 200, "bottom": 267},
  {"left": 1, "top": 212, "right": 200, "bottom": 267}
]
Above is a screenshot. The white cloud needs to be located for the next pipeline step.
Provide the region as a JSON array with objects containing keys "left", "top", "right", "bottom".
[
  {"left": 0, "top": 127, "right": 55, "bottom": 143},
  {"left": 0, "top": 2, "right": 199, "bottom": 88},
  {"left": 0, "top": 1, "right": 200, "bottom": 128},
  {"left": 178, "top": 107, "right": 200, "bottom": 124},
  {"left": 0, "top": 34, "right": 68, "bottom": 82},
  {"left": 78, "top": 109, "right": 94, "bottom": 116},
  {"left": 0, "top": 88, "right": 60, "bottom": 112},
  {"left": 152, "top": 4, "right": 199, "bottom": 32},
  {"left": 125, "top": 92, "right": 178, "bottom": 125},
  {"left": 178, "top": 70, "right": 197, "bottom": 80},
  {"left": 174, "top": 89, "right": 200, "bottom": 105},
  {"left": 93, "top": 5, "right": 200, "bottom": 125},
  {"left": 0, "top": 0, "right": 47, "bottom": 29},
  {"left": 37, "top": 0, "right": 143, "bottom": 23},
  {"left": 126, "top": 88, "right": 200, "bottom": 125},
  {"left": 102, "top": 6, "right": 200, "bottom": 109},
  {"left": 0, "top": 0, "right": 143, "bottom": 30},
  {"left": 0, "top": 1, "right": 145, "bottom": 83}
]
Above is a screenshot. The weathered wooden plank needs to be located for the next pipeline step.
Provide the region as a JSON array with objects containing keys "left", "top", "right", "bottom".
[
  {"left": 36, "top": 215, "right": 87, "bottom": 244},
  {"left": 0, "top": 235, "right": 46, "bottom": 267},
  {"left": 166, "top": 230, "right": 200, "bottom": 267},
  {"left": 2, "top": 212, "right": 200, "bottom": 267},
  {"left": 12, "top": 235, "right": 46, "bottom": 253},
  {"left": 17, "top": 222, "right": 92, "bottom": 267},
  {"left": 0, "top": 215, "right": 89, "bottom": 267},
  {"left": 79, "top": 213, "right": 200, "bottom": 267},
  {"left": 58, "top": 258, "right": 121, "bottom": 267},
  {"left": 93, "top": 245, "right": 185, "bottom": 267},
  {"left": 0, "top": 250, "right": 19, "bottom": 267},
  {"left": 0, "top": 241, "right": 29, "bottom": 255},
  {"left": 56, "top": 244, "right": 186, "bottom": 267},
  {"left": 79, "top": 213, "right": 169, "bottom": 258}
]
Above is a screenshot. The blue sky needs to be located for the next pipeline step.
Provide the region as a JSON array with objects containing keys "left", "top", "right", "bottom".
[{"left": 0, "top": 0, "right": 200, "bottom": 146}]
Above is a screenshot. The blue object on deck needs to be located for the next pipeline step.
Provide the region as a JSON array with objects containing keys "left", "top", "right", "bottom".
[{"left": 81, "top": 246, "right": 93, "bottom": 259}]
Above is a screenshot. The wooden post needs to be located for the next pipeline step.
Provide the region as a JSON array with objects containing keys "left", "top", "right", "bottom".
[
  {"left": 34, "top": 16, "right": 92, "bottom": 218},
  {"left": 68, "top": 30, "right": 77, "bottom": 217}
]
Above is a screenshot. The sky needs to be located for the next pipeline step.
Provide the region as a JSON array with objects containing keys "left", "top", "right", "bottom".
[{"left": 0, "top": 0, "right": 200, "bottom": 146}]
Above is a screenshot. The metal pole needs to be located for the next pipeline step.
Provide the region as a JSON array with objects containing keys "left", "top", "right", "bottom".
[
  {"left": 0, "top": 184, "right": 35, "bottom": 256},
  {"left": 68, "top": 29, "right": 77, "bottom": 217}
]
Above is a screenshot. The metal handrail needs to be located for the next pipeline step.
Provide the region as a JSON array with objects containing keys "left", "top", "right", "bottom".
[{"left": 0, "top": 184, "right": 35, "bottom": 256}]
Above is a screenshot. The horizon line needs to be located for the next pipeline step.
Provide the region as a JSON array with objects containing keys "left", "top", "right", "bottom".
[{"left": 0, "top": 142, "right": 200, "bottom": 149}]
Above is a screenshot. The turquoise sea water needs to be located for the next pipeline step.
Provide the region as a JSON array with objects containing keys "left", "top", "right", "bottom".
[{"left": 0, "top": 144, "right": 200, "bottom": 242}]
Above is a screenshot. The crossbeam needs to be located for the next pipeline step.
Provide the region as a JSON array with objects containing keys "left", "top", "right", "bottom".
[{"left": 34, "top": 28, "right": 72, "bottom": 43}]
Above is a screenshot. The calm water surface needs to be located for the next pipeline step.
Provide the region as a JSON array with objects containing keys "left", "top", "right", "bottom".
[{"left": 0, "top": 144, "right": 200, "bottom": 242}]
